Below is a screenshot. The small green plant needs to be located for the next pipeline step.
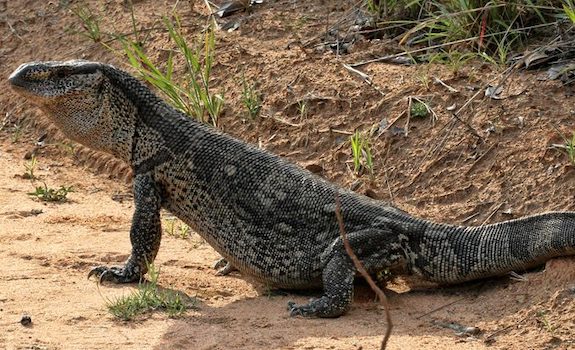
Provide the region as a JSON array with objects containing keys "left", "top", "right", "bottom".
[
  {"left": 415, "top": 68, "right": 431, "bottom": 89},
  {"left": 122, "top": 18, "right": 224, "bottom": 127},
  {"left": 241, "top": 74, "right": 262, "bottom": 119},
  {"left": 566, "top": 131, "right": 575, "bottom": 166},
  {"left": 71, "top": 4, "right": 102, "bottom": 43},
  {"left": 23, "top": 155, "right": 38, "bottom": 180},
  {"left": 410, "top": 101, "right": 429, "bottom": 118},
  {"left": 163, "top": 218, "right": 191, "bottom": 239},
  {"left": 350, "top": 131, "right": 374, "bottom": 176},
  {"left": 10, "top": 121, "right": 29, "bottom": 143},
  {"left": 28, "top": 183, "right": 74, "bottom": 202},
  {"left": 366, "top": 0, "right": 385, "bottom": 19},
  {"left": 296, "top": 100, "right": 308, "bottom": 119},
  {"left": 427, "top": 50, "right": 477, "bottom": 73},
  {"left": 106, "top": 264, "right": 192, "bottom": 320},
  {"left": 535, "top": 309, "right": 556, "bottom": 333},
  {"left": 564, "top": 0, "right": 575, "bottom": 24}
]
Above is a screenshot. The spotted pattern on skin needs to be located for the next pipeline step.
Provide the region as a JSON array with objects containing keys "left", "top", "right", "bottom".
[{"left": 9, "top": 60, "right": 575, "bottom": 318}]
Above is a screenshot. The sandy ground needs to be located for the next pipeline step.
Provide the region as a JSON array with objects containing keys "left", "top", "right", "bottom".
[{"left": 1, "top": 1, "right": 575, "bottom": 349}]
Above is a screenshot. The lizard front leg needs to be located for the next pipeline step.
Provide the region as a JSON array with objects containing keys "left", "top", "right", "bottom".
[{"left": 88, "top": 173, "right": 162, "bottom": 283}]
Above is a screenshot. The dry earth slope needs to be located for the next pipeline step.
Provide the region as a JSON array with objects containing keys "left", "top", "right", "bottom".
[{"left": 1, "top": 0, "right": 575, "bottom": 349}]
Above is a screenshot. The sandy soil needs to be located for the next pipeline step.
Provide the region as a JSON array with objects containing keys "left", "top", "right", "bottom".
[{"left": 1, "top": 1, "right": 575, "bottom": 349}]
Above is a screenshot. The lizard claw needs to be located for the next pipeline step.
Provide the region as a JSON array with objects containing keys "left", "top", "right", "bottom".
[
  {"left": 212, "top": 258, "right": 238, "bottom": 276},
  {"left": 87, "top": 265, "right": 140, "bottom": 284},
  {"left": 287, "top": 301, "right": 302, "bottom": 317},
  {"left": 287, "top": 300, "right": 317, "bottom": 317},
  {"left": 287, "top": 297, "right": 346, "bottom": 318}
]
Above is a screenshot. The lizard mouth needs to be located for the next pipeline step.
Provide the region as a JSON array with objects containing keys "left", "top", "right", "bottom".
[
  {"left": 8, "top": 81, "right": 37, "bottom": 101},
  {"left": 8, "top": 76, "right": 25, "bottom": 89},
  {"left": 8, "top": 71, "right": 32, "bottom": 95}
]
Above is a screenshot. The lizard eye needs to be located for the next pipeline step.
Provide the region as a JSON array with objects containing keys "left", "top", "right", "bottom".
[{"left": 55, "top": 70, "right": 67, "bottom": 79}]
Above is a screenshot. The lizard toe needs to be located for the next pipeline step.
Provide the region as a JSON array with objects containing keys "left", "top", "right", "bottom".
[
  {"left": 287, "top": 296, "right": 347, "bottom": 318},
  {"left": 88, "top": 265, "right": 139, "bottom": 283}
]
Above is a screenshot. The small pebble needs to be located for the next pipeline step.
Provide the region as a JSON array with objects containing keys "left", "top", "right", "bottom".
[{"left": 20, "top": 314, "right": 32, "bottom": 326}]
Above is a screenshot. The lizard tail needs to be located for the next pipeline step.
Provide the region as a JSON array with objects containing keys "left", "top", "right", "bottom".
[{"left": 409, "top": 212, "right": 575, "bottom": 283}]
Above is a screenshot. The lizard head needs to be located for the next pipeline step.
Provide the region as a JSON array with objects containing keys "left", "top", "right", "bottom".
[{"left": 9, "top": 60, "right": 135, "bottom": 162}]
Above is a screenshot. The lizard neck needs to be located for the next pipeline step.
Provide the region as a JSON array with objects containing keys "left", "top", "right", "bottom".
[{"left": 41, "top": 78, "right": 136, "bottom": 164}]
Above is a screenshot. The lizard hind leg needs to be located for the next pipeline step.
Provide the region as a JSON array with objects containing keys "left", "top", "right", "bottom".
[
  {"left": 287, "top": 252, "right": 355, "bottom": 318},
  {"left": 288, "top": 228, "right": 400, "bottom": 318}
]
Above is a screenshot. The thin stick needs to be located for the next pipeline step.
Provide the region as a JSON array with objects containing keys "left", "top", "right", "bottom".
[
  {"left": 461, "top": 212, "right": 480, "bottom": 224},
  {"left": 405, "top": 96, "right": 412, "bottom": 137},
  {"left": 382, "top": 110, "right": 407, "bottom": 134},
  {"left": 202, "top": 0, "right": 219, "bottom": 29},
  {"left": 300, "top": 0, "right": 364, "bottom": 48},
  {"left": 335, "top": 195, "right": 392, "bottom": 350},
  {"left": 318, "top": 128, "right": 354, "bottom": 135},
  {"left": 416, "top": 297, "right": 466, "bottom": 319},
  {"left": 481, "top": 202, "right": 505, "bottom": 225},
  {"left": 382, "top": 144, "right": 394, "bottom": 201},
  {"left": 484, "top": 315, "right": 529, "bottom": 342},
  {"left": 342, "top": 64, "right": 386, "bottom": 96},
  {"left": 433, "top": 76, "right": 458, "bottom": 93}
]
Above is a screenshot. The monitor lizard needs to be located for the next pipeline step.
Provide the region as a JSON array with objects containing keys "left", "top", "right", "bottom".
[{"left": 9, "top": 60, "right": 575, "bottom": 317}]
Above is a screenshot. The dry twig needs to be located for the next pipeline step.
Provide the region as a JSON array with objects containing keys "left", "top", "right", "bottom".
[
  {"left": 481, "top": 202, "right": 505, "bottom": 225},
  {"left": 334, "top": 195, "right": 392, "bottom": 349},
  {"left": 342, "top": 64, "right": 386, "bottom": 96}
]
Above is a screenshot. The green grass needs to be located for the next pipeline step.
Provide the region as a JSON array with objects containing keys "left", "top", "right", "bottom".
[
  {"left": 162, "top": 218, "right": 191, "bottom": 239},
  {"left": 566, "top": 131, "right": 575, "bottom": 166},
  {"left": 106, "top": 264, "right": 193, "bottom": 321},
  {"left": 565, "top": 0, "right": 575, "bottom": 23},
  {"left": 427, "top": 50, "right": 477, "bottom": 73},
  {"left": 241, "top": 74, "right": 262, "bottom": 120},
  {"left": 535, "top": 309, "right": 557, "bottom": 333},
  {"left": 369, "top": 1, "right": 570, "bottom": 61},
  {"left": 28, "top": 183, "right": 74, "bottom": 202},
  {"left": 350, "top": 131, "right": 374, "bottom": 176},
  {"left": 75, "top": 8, "right": 225, "bottom": 126},
  {"left": 297, "top": 100, "right": 308, "bottom": 119},
  {"left": 121, "top": 18, "right": 224, "bottom": 127},
  {"left": 23, "top": 155, "right": 38, "bottom": 180},
  {"left": 71, "top": 4, "right": 103, "bottom": 43},
  {"left": 10, "top": 119, "right": 29, "bottom": 143},
  {"left": 410, "top": 100, "right": 429, "bottom": 118}
]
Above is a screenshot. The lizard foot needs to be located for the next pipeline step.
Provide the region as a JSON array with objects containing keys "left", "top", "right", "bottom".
[
  {"left": 287, "top": 296, "right": 347, "bottom": 318},
  {"left": 212, "top": 258, "right": 238, "bottom": 276},
  {"left": 87, "top": 265, "right": 141, "bottom": 283}
]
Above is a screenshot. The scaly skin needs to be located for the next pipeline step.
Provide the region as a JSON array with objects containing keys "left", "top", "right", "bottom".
[{"left": 9, "top": 60, "right": 575, "bottom": 318}]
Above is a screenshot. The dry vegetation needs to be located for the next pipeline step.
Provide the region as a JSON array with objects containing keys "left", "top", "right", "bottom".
[{"left": 1, "top": 1, "right": 575, "bottom": 349}]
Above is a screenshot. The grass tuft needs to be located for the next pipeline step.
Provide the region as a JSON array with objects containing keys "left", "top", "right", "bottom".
[
  {"left": 241, "top": 74, "right": 263, "bottom": 120},
  {"left": 350, "top": 131, "right": 374, "bottom": 176},
  {"left": 566, "top": 131, "right": 575, "bottom": 166},
  {"left": 28, "top": 183, "right": 74, "bottom": 202},
  {"left": 106, "top": 264, "right": 193, "bottom": 321},
  {"left": 23, "top": 155, "right": 38, "bottom": 180},
  {"left": 162, "top": 218, "right": 191, "bottom": 239},
  {"left": 71, "top": 4, "right": 103, "bottom": 43},
  {"left": 369, "top": 1, "right": 570, "bottom": 63},
  {"left": 121, "top": 18, "right": 224, "bottom": 127}
]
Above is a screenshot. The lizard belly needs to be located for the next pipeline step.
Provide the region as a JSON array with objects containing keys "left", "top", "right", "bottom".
[{"left": 163, "top": 199, "right": 325, "bottom": 289}]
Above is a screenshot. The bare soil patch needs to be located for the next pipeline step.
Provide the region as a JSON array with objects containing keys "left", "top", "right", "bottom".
[{"left": 1, "top": 1, "right": 574, "bottom": 349}]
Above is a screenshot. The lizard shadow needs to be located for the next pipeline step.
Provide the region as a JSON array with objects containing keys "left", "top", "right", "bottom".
[{"left": 153, "top": 273, "right": 556, "bottom": 349}]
